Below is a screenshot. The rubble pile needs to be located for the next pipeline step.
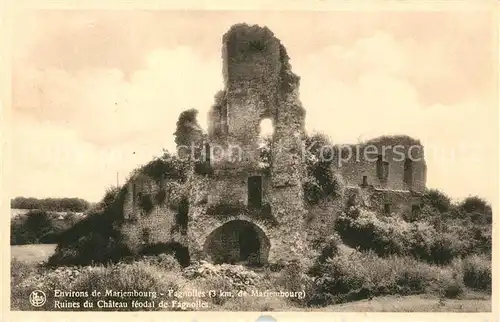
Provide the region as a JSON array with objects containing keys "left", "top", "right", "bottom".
[{"left": 182, "top": 260, "right": 261, "bottom": 289}]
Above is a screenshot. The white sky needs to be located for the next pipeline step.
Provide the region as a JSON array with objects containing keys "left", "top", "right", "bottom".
[{"left": 10, "top": 10, "right": 498, "bottom": 204}]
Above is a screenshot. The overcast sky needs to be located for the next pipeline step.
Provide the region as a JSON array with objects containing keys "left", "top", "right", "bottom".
[{"left": 10, "top": 10, "right": 497, "bottom": 203}]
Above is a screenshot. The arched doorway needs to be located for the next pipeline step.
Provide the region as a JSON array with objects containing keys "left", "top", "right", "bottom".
[{"left": 203, "top": 220, "right": 270, "bottom": 266}]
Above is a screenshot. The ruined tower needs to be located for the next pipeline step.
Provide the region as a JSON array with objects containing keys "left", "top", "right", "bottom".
[
  {"left": 121, "top": 24, "right": 428, "bottom": 266},
  {"left": 186, "top": 24, "right": 308, "bottom": 265}
]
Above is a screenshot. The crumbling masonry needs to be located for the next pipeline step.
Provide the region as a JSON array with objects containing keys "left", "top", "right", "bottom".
[{"left": 121, "top": 24, "right": 427, "bottom": 266}]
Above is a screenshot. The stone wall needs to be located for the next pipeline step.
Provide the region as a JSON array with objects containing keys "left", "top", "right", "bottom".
[
  {"left": 332, "top": 136, "right": 427, "bottom": 193},
  {"left": 344, "top": 185, "right": 423, "bottom": 218},
  {"left": 120, "top": 173, "right": 185, "bottom": 254},
  {"left": 207, "top": 171, "right": 271, "bottom": 206}
]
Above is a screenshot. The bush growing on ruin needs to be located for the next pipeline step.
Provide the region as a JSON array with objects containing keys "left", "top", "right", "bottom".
[
  {"left": 174, "top": 108, "right": 211, "bottom": 177},
  {"left": 174, "top": 108, "right": 204, "bottom": 147},
  {"left": 100, "top": 186, "right": 121, "bottom": 209},
  {"left": 255, "top": 131, "right": 345, "bottom": 205},
  {"left": 258, "top": 135, "right": 272, "bottom": 173},
  {"left": 254, "top": 131, "right": 345, "bottom": 206},
  {"left": 194, "top": 161, "right": 214, "bottom": 176},
  {"left": 302, "top": 133, "right": 345, "bottom": 205},
  {"left": 136, "top": 151, "right": 189, "bottom": 184},
  {"left": 303, "top": 176, "right": 324, "bottom": 205},
  {"left": 48, "top": 186, "right": 130, "bottom": 266}
]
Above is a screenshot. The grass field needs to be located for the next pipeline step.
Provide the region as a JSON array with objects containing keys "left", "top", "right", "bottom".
[{"left": 11, "top": 244, "right": 57, "bottom": 264}]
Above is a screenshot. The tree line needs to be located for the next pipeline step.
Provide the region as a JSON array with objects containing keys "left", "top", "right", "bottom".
[{"left": 11, "top": 197, "right": 91, "bottom": 212}]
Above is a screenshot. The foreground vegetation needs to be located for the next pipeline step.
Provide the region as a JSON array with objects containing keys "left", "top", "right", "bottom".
[{"left": 11, "top": 248, "right": 491, "bottom": 311}]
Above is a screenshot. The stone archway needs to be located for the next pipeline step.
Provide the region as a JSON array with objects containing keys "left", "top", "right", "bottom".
[{"left": 203, "top": 220, "right": 270, "bottom": 266}]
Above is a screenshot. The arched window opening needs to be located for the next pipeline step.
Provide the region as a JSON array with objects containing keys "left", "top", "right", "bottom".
[{"left": 258, "top": 118, "right": 273, "bottom": 171}]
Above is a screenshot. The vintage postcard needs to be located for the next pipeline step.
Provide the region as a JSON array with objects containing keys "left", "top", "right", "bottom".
[{"left": 2, "top": 1, "right": 498, "bottom": 321}]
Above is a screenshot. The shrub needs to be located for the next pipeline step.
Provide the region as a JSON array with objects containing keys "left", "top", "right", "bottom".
[
  {"left": 11, "top": 261, "right": 70, "bottom": 311},
  {"left": 457, "top": 196, "right": 492, "bottom": 225},
  {"left": 139, "top": 254, "right": 182, "bottom": 271},
  {"left": 335, "top": 209, "right": 409, "bottom": 257},
  {"left": 441, "top": 278, "right": 465, "bottom": 299},
  {"left": 69, "top": 262, "right": 182, "bottom": 311},
  {"left": 459, "top": 196, "right": 492, "bottom": 215},
  {"left": 309, "top": 233, "right": 342, "bottom": 276},
  {"left": 470, "top": 225, "right": 492, "bottom": 254},
  {"left": 10, "top": 210, "right": 76, "bottom": 245},
  {"left": 317, "top": 233, "right": 342, "bottom": 263},
  {"left": 335, "top": 208, "right": 478, "bottom": 265},
  {"left": 11, "top": 259, "right": 38, "bottom": 288},
  {"left": 48, "top": 234, "right": 131, "bottom": 267},
  {"left": 308, "top": 251, "right": 443, "bottom": 306},
  {"left": 462, "top": 255, "right": 492, "bottom": 291},
  {"left": 421, "top": 189, "right": 452, "bottom": 214},
  {"left": 272, "top": 260, "right": 313, "bottom": 307}
]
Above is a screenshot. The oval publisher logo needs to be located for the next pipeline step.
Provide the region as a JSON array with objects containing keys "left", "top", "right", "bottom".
[{"left": 29, "top": 290, "right": 47, "bottom": 307}]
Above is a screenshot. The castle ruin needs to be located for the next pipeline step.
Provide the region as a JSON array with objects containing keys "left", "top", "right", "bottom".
[{"left": 121, "top": 24, "right": 427, "bottom": 267}]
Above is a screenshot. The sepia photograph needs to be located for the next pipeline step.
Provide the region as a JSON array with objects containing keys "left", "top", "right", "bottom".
[{"left": 5, "top": 5, "right": 497, "bottom": 315}]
